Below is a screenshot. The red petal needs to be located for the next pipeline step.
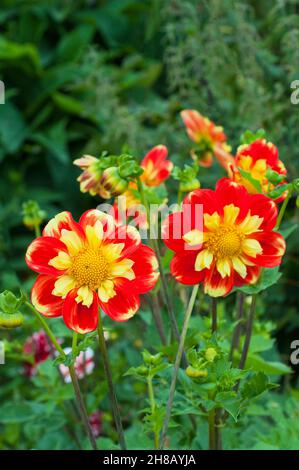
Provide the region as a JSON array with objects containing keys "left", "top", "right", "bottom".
[
  {"left": 31, "top": 275, "right": 63, "bottom": 317},
  {"left": 129, "top": 245, "right": 159, "bottom": 294},
  {"left": 183, "top": 188, "right": 220, "bottom": 217},
  {"left": 204, "top": 265, "right": 234, "bottom": 297},
  {"left": 248, "top": 194, "right": 278, "bottom": 231},
  {"left": 215, "top": 178, "right": 249, "bottom": 222},
  {"left": 111, "top": 225, "right": 141, "bottom": 257},
  {"left": 43, "top": 211, "right": 85, "bottom": 240},
  {"left": 63, "top": 290, "right": 99, "bottom": 334},
  {"left": 79, "top": 209, "right": 115, "bottom": 238},
  {"left": 100, "top": 280, "right": 140, "bottom": 322},
  {"left": 162, "top": 211, "right": 191, "bottom": 253},
  {"left": 141, "top": 145, "right": 168, "bottom": 167},
  {"left": 251, "top": 232, "right": 286, "bottom": 267},
  {"left": 234, "top": 265, "right": 261, "bottom": 287},
  {"left": 25, "top": 236, "right": 68, "bottom": 275},
  {"left": 170, "top": 251, "right": 206, "bottom": 285}
]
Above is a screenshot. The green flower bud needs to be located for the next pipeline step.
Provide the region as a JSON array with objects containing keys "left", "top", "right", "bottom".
[
  {"left": 99, "top": 167, "right": 129, "bottom": 199},
  {"left": 205, "top": 347, "right": 217, "bottom": 362},
  {"left": 22, "top": 200, "right": 46, "bottom": 230},
  {"left": 0, "top": 290, "right": 25, "bottom": 329},
  {"left": 186, "top": 366, "right": 208, "bottom": 378}
]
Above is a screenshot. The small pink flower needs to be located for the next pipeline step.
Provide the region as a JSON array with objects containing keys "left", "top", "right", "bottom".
[
  {"left": 59, "top": 347, "right": 95, "bottom": 383},
  {"left": 23, "top": 330, "right": 52, "bottom": 377},
  {"left": 89, "top": 411, "right": 103, "bottom": 438}
]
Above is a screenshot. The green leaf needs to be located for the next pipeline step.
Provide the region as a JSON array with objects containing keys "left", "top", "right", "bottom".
[
  {"left": 0, "top": 103, "right": 27, "bottom": 153},
  {"left": 0, "top": 402, "right": 36, "bottom": 423},
  {"left": 52, "top": 92, "right": 86, "bottom": 116},
  {"left": 55, "top": 25, "right": 95, "bottom": 63},
  {"left": 240, "top": 129, "right": 266, "bottom": 145},
  {"left": 241, "top": 372, "right": 277, "bottom": 399},
  {"left": 238, "top": 267, "right": 282, "bottom": 294},
  {"left": 245, "top": 354, "right": 292, "bottom": 376},
  {"left": 0, "top": 38, "right": 41, "bottom": 73}
]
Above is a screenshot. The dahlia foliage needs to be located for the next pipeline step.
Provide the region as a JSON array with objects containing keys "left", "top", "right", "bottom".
[{"left": 4, "top": 107, "right": 298, "bottom": 451}]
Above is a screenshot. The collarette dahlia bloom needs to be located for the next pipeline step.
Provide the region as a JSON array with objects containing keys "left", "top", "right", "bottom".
[
  {"left": 25, "top": 210, "right": 159, "bottom": 333},
  {"left": 162, "top": 178, "right": 286, "bottom": 297},
  {"left": 140, "top": 145, "right": 173, "bottom": 187},
  {"left": 230, "top": 139, "right": 287, "bottom": 201},
  {"left": 181, "top": 109, "right": 234, "bottom": 169}
]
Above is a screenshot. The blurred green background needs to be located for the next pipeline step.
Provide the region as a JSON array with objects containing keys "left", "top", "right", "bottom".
[{"left": 0, "top": 0, "right": 299, "bottom": 450}]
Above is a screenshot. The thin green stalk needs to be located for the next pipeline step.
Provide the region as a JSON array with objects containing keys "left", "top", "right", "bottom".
[
  {"left": 97, "top": 312, "right": 126, "bottom": 450},
  {"left": 148, "top": 294, "right": 167, "bottom": 346},
  {"left": 159, "top": 284, "right": 199, "bottom": 449},
  {"left": 72, "top": 332, "right": 78, "bottom": 352},
  {"left": 238, "top": 295, "right": 257, "bottom": 371},
  {"left": 33, "top": 223, "right": 41, "bottom": 238},
  {"left": 208, "top": 408, "right": 216, "bottom": 450},
  {"left": 147, "top": 376, "right": 159, "bottom": 449},
  {"left": 25, "top": 302, "right": 64, "bottom": 356},
  {"left": 276, "top": 188, "right": 293, "bottom": 230},
  {"left": 26, "top": 302, "right": 97, "bottom": 450},
  {"left": 229, "top": 292, "right": 245, "bottom": 361},
  {"left": 211, "top": 297, "right": 217, "bottom": 333},
  {"left": 137, "top": 177, "right": 186, "bottom": 363},
  {"left": 209, "top": 297, "right": 221, "bottom": 450},
  {"left": 68, "top": 364, "right": 98, "bottom": 450}
]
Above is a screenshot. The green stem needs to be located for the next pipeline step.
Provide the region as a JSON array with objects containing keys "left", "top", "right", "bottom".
[
  {"left": 159, "top": 284, "right": 199, "bottom": 449},
  {"left": 208, "top": 408, "right": 216, "bottom": 450},
  {"left": 229, "top": 292, "right": 245, "bottom": 361},
  {"left": 211, "top": 298, "right": 217, "bottom": 333},
  {"left": 68, "top": 364, "right": 98, "bottom": 450},
  {"left": 148, "top": 294, "right": 167, "bottom": 346},
  {"left": 137, "top": 178, "right": 186, "bottom": 362},
  {"left": 276, "top": 188, "right": 293, "bottom": 230},
  {"left": 25, "top": 302, "right": 64, "bottom": 356},
  {"left": 26, "top": 302, "right": 97, "bottom": 450},
  {"left": 147, "top": 376, "right": 159, "bottom": 449},
  {"left": 72, "top": 332, "right": 78, "bottom": 353},
  {"left": 97, "top": 312, "right": 126, "bottom": 450},
  {"left": 33, "top": 223, "right": 41, "bottom": 238},
  {"left": 238, "top": 295, "right": 257, "bottom": 371}
]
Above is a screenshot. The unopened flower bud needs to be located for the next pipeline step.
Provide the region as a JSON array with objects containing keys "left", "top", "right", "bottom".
[
  {"left": 22, "top": 200, "right": 46, "bottom": 230},
  {"left": 186, "top": 366, "right": 208, "bottom": 378},
  {"left": 99, "top": 167, "right": 128, "bottom": 199},
  {"left": 205, "top": 347, "right": 217, "bottom": 362}
]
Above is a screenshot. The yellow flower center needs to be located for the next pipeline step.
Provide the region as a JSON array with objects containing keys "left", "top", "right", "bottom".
[
  {"left": 206, "top": 226, "right": 244, "bottom": 258},
  {"left": 70, "top": 248, "right": 109, "bottom": 290}
]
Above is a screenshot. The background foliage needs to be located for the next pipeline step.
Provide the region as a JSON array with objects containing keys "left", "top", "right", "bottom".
[{"left": 0, "top": 0, "right": 299, "bottom": 450}]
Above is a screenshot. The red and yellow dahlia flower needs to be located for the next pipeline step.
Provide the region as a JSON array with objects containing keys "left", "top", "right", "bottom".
[
  {"left": 230, "top": 139, "right": 287, "bottom": 200},
  {"left": 140, "top": 145, "right": 173, "bottom": 187},
  {"left": 181, "top": 109, "right": 234, "bottom": 169},
  {"left": 25, "top": 210, "right": 159, "bottom": 333},
  {"left": 162, "top": 178, "right": 286, "bottom": 297}
]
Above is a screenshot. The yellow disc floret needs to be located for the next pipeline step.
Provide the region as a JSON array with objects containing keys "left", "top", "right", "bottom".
[{"left": 70, "top": 248, "right": 109, "bottom": 290}]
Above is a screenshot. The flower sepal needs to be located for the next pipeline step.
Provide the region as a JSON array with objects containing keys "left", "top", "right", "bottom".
[{"left": 0, "top": 290, "right": 26, "bottom": 329}]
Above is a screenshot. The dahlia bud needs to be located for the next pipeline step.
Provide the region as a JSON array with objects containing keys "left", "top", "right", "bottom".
[
  {"left": 172, "top": 164, "right": 200, "bottom": 193},
  {"left": 99, "top": 167, "right": 129, "bottom": 199},
  {"left": 0, "top": 290, "right": 25, "bottom": 329},
  {"left": 22, "top": 200, "right": 46, "bottom": 230},
  {"left": 186, "top": 366, "right": 208, "bottom": 378},
  {"left": 205, "top": 347, "right": 217, "bottom": 362}
]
